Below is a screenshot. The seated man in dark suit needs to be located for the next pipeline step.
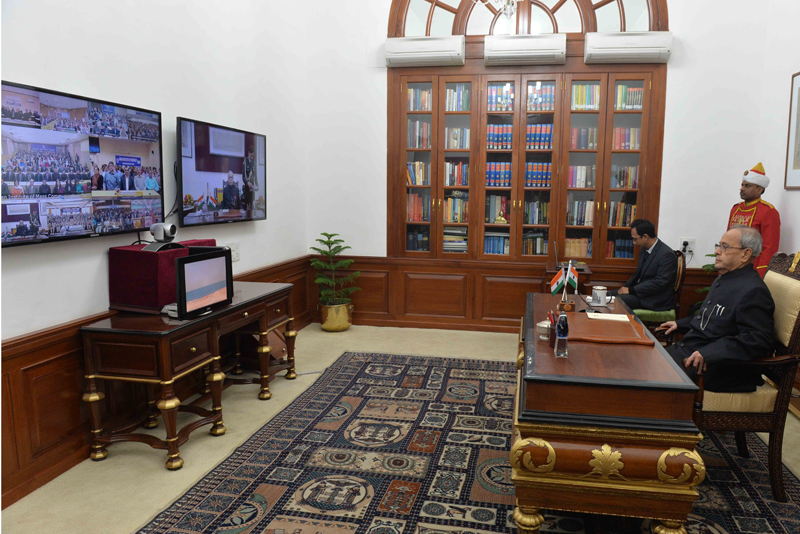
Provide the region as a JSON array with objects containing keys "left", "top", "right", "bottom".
[
  {"left": 660, "top": 226, "right": 774, "bottom": 392},
  {"left": 610, "top": 219, "right": 677, "bottom": 311}
]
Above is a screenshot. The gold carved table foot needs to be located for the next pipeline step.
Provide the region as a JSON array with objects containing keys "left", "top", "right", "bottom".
[
  {"left": 514, "top": 505, "right": 545, "bottom": 533},
  {"left": 653, "top": 520, "right": 687, "bottom": 534}
]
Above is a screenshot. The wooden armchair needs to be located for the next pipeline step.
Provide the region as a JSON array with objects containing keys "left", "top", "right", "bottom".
[
  {"left": 692, "top": 252, "right": 800, "bottom": 502},
  {"left": 636, "top": 249, "right": 686, "bottom": 346}
]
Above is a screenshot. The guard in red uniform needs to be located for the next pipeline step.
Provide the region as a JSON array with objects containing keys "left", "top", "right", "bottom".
[{"left": 727, "top": 162, "right": 781, "bottom": 278}]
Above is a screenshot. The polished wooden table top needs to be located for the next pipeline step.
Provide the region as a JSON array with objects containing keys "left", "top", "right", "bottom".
[
  {"left": 83, "top": 282, "right": 292, "bottom": 335},
  {"left": 520, "top": 293, "right": 698, "bottom": 433}
]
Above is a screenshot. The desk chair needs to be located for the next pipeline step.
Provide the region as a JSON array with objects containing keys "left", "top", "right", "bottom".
[
  {"left": 634, "top": 249, "right": 686, "bottom": 346},
  {"left": 692, "top": 252, "right": 800, "bottom": 502}
]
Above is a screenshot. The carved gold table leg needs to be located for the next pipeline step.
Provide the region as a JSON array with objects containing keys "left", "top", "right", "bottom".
[
  {"left": 207, "top": 356, "right": 227, "bottom": 436},
  {"left": 143, "top": 383, "right": 159, "bottom": 429},
  {"left": 157, "top": 384, "right": 183, "bottom": 470},
  {"left": 201, "top": 365, "right": 211, "bottom": 394},
  {"left": 514, "top": 505, "right": 545, "bottom": 533},
  {"left": 257, "top": 341, "right": 272, "bottom": 400},
  {"left": 285, "top": 324, "right": 297, "bottom": 380},
  {"left": 653, "top": 520, "right": 687, "bottom": 534},
  {"left": 233, "top": 334, "right": 243, "bottom": 375},
  {"left": 83, "top": 377, "right": 107, "bottom": 461}
]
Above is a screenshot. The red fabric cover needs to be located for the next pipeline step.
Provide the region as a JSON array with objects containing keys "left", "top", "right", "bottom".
[
  {"left": 108, "top": 245, "right": 190, "bottom": 311},
  {"left": 179, "top": 239, "right": 216, "bottom": 247}
]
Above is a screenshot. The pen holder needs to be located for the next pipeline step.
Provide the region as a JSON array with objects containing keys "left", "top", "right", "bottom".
[{"left": 548, "top": 325, "right": 556, "bottom": 348}]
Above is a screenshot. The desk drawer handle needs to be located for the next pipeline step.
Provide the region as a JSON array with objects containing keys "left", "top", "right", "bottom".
[
  {"left": 275, "top": 308, "right": 280, "bottom": 314},
  {"left": 243, "top": 312, "right": 249, "bottom": 317},
  {"left": 189, "top": 347, "right": 197, "bottom": 353}
]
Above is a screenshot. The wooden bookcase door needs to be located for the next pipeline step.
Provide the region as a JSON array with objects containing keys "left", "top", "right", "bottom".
[
  {"left": 401, "top": 75, "right": 438, "bottom": 257},
  {"left": 438, "top": 75, "right": 478, "bottom": 258},
  {"left": 557, "top": 73, "right": 609, "bottom": 264},
  {"left": 515, "top": 74, "right": 564, "bottom": 263},
  {"left": 598, "top": 72, "right": 653, "bottom": 264},
  {"left": 479, "top": 74, "right": 522, "bottom": 260}
]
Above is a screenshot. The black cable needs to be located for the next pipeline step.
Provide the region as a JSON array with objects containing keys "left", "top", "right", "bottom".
[
  {"left": 131, "top": 230, "right": 153, "bottom": 246},
  {"left": 163, "top": 161, "right": 180, "bottom": 219}
]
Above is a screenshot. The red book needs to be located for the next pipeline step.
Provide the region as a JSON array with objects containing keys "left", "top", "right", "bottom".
[{"left": 571, "top": 128, "right": 578, "bottom": 149}]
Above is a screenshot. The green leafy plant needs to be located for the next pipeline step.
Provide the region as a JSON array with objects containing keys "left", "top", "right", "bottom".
[{"left": 310, "top": 233, "right": 361, "bottom": 306}]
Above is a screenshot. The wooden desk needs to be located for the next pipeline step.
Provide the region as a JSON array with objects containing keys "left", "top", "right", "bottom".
[
  {"left": 512, "top": 294, "right": 703, "bottom": 534},
  {"left": 81, "top": 282, "right": 296, "bottom": 470}
]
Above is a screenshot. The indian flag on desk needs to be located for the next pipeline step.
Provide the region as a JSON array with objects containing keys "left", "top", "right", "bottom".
[{"left": 550, "top": 262, "right": 579, "bottom": 295}]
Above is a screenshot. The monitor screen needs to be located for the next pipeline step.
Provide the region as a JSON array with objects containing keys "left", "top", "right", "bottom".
[
  {"left": 1, "top": 81, "right": 164, "bottom": 247},
  {"left": 176, "top": 249, "right": 233, "bottom": 320},
  {"left": 177, "top": 117, "right": 266, "bottom": 228}
]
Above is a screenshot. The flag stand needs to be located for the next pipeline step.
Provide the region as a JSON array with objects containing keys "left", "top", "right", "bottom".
[{"left": 557, "top": 260, "right": 577, "bottom": 312}]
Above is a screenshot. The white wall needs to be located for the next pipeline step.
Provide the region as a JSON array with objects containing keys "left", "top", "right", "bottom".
[
  {"left": 659, "top": 0, "right": 800, "bottom": 266},
  {"left": 1, "top": 0, "right": 310, "bottom": 338},
  {"left": 3, "top": 0, "right": 799, "bottom": 339}
]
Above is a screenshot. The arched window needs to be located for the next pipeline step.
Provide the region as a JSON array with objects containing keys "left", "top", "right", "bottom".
[{"left": 389, "top": 0, "right": 667, "bottom": 37}]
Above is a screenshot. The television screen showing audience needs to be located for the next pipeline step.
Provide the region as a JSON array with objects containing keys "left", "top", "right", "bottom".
[
  {"left": 1, "top": 82, "right": 164, "bottom": 247},
  {"left": 177, "top": 117, "right": 266, "bottom": 228}
]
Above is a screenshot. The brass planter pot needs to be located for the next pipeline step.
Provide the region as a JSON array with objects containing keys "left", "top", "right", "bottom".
[{"left": 319, "top": 303, "right": 354, "bottom": 332}]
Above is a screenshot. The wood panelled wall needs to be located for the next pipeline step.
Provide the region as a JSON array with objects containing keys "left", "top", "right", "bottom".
[
  {"left": 2, "top": 253, "right": 715, "bottom": 508},
  {"left": 1, "top": 256, "right": 314, "bottom": 509}
]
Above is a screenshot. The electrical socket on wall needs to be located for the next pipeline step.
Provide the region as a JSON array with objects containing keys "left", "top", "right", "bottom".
[
  {"left": 227, "top": 242, "right": 240, "bottom": 262},
  {"left": 679, "top": 238, "right": 695, "bottom": 256}
]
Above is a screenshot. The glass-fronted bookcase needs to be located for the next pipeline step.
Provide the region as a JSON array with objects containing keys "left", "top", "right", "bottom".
[{"left": 394, "top": 70, "right": 656, "bottom": 267}]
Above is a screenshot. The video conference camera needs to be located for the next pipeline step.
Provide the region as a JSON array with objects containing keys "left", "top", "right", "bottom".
[{"left": 142, "top": 223, "right": 184, "bottom": 252}]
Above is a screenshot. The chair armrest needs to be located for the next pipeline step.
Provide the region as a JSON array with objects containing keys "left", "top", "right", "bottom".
[{"left": 720, "top": 355, "right": 800, "bottom": 368}]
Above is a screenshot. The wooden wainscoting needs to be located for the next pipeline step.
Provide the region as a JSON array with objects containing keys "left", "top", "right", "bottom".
[
  {"left": 345, "top": 256, "right": 716, "bottom": 333},
  {"left": 2, "top": 251, "right": 715, "bottom": 508},
  {"left": 1, "top": 255, "right": 313, "bottom": 509}
]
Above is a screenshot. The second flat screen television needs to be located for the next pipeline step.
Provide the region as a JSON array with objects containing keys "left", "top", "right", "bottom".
[{"left": 177, "top": 117, "right": 266, "bottom": 227}]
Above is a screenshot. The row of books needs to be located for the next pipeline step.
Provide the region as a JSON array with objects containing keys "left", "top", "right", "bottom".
[
  {"left": 612, "top": 127, "right": 641, "bottom": 150},
  {"left": 527, "top": 124, "right": 553, "bottom": 150},
  {"left": 527, "top": 83, "right": 555, "bottom": 111},
  {"left": 566, "top": 195, "right": 595, "bottom": 226},
  {"left": 607, "top": 239, "right": 635, "bottom": 258},
  {"left": 485, "top": 195, "right": 509, "bottom": 222},
  {"left": 407, "top": 119, "right": 431, "bottom": 149},
  {"left": 443, "top": 226, "right": 468, "bottom": 253},
  {"left": 524, "top": 200, "right": 549, "bottom": 225},
  {"left": 567, "top": 165, "right": 597, "bottom": 188},
  {"left": 408, "top": 87, "right": 432, "bottom": 112},
  {"left": 406, "top": 162, "right": 431, "bottom": 185},
  {"left": 525, "top": 162, "right": 552, "bottom": 188},
  {"left": 615, "top": 85, "right": 643, "bottom": 110},
  {"left": 406, "top": 229, "right": 430, "bottom": 251},
  {"left": 407, "top": 191, "right": 431, "bottom": 222},
  {"left": 610, "top": 165, "right": 639, "bottom": 189},
  {"left": 570, "top": 127, "right": 598, "bottom": 150},
  {"left": 446, "top": 84, "right": 470, "bottom": 112},
  {"left": 572, "top": 84, "right": 601, "bottom": 111},
  {"left": 608, "top": 201, "right": 637, "bottom": 227},
  {"left": 565, "top": 237, "right": 592, "bottom": 257},
  {"left": 488, "top": 83, "right": 514, "bottom": 112},
  {"left": 445, "top": 127, "right": 470, "bottom": 149},
  {"left": 444, "top": 161, "right": 469, "bottom": 186},
  {"left": 486, "top": 162, "right": 511, "bottom": 187},
  {"left": 484, "top": 233, "right": 510, "bottom": 254},
  {"left": 487, "top": 125, "right": 512, "bottom": 150},
  {"left": 444, "top": 196, "right": 469, "bottom": 223},
  {"left": 522, "top": 232, "right": 548, "bottom": 255}
]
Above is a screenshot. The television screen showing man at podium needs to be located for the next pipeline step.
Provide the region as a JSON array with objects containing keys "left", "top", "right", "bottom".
[{"left": 177, "top": 117, "right": 266, "bottom": 228}]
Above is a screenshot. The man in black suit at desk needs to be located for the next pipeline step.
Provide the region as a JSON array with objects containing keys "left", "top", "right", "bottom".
[{"left": 610, "top": 219, "right": 677, "bottom": 311}]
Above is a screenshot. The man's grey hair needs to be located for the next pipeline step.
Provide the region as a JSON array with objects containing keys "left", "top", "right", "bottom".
[{"left": 730, "top": 225, "right": 763, "bottom": 258}]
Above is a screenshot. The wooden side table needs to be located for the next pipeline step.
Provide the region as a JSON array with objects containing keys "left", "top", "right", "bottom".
[{"left": 81, "top": 282, "right": 294, "bottom": 469}]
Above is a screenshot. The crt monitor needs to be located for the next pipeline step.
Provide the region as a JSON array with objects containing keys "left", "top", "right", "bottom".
[
  {"left": 1, "top": 81, "right": 164, "bottom": 248},
  {"left": 176, "top": 117, "right": 266, "bottom": 228}
]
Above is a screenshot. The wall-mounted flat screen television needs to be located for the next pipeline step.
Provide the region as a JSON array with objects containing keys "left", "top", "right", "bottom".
[
  {"left": 1, "top": 81, "right": 164, "bottom": 248},
  {"left": 176, "top": 117, "right": 266, "bottom": 228}
]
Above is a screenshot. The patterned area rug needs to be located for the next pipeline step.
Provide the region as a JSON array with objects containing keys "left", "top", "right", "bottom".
[{"left": 138, "top": 352, "right": 800, "bottom": 534}]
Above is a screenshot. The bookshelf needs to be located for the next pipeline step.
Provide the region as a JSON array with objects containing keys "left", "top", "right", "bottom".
[{"left": 393, "top": 69, "right": 659, "bottom": 269}]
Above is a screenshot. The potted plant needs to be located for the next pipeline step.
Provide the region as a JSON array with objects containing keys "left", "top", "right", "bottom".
[{"left": 310, "top": 233, "right": 361, "bottom": 331}]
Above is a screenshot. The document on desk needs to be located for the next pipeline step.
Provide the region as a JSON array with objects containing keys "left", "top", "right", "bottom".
[{"left": 586, "top": 313, "right": 629, "bottom": 322}]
